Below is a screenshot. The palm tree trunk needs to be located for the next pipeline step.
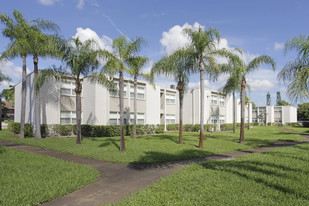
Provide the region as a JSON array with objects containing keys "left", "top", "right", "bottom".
[
  {"left": 133, "top": 75, "right": 137, "bottom": 139},
  {"left": 75, "top": 81, "right": 82, "bottom": 144},
  {"left": 248, "top": 102, "right": 250, "bottom": 130},
  {"left": 199, "top": 59, "right": 204, "bottom": 148},
  {"left": 119, "top": 70, "right": 126, "bottom": 152},
  {"left": 179, "top": 86, "right": 184, "bottom": 144},
  {"left": 20, "top": 55, "right": 27, "bottom": 139},
  {"left": 233, "top": 89, "right": 236, "bottom": 133},
  {"left": 239, "top": 79, "right": 246, "bottom": 144},
  {"left": 33, "top": 55, "right": 41, "bottom": 139}
]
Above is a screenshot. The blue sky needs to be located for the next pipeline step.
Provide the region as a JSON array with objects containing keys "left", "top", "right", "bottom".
[{"left": 1, "top": 0, "right": 309, "bottom": 106}]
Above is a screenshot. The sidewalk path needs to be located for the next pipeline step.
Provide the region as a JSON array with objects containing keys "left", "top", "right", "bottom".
[{"left": 1, "top": 128, "right": 308, "bottom": 206}]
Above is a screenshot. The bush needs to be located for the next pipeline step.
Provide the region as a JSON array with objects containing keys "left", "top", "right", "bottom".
[
  {"left": 10, "top": 122, "right": 33, "bottom": 137},
  {"left": 302, "top": 122, "right": 308, "bottom": 127},
  {"left": 155, "top": 124, "right": 165, "bottom": 133},
  {"left": 220, "top": 123, "right": 233, "bottom": 131},
  {"left": 286, "top": 122, "right": 301, "bottom": 127},
  {"left": 166, "top": 124, "right": 179, "bottom": 131}
]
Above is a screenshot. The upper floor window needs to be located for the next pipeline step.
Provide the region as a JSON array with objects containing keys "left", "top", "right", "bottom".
[
  {"left": 110, "top": 84, "right": 127, "bottom": 98},
  {"left": 219, "top": 96, "right": 225, "bottom": 106},
  {"left": 274, "top": 107, "right": 282, "bottom": 112},
  {"left": 130, "top": 85, "right": 145, "bottom": 100},
  {"left": 109, "top": 111, "right": 127, "bottom": 125},
  {"left": 166, "top": 93, "right": 176, "bottom": 104},
  {"left": 211, "top": 95, "right": 218, "bottom": 105},
  {"left": 60, "top": 81, "right": 76, "bottom": 96}
]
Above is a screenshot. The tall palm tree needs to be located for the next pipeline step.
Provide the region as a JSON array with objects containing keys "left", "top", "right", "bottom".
[
  {"left": 151, "top": 49, "right": 196, "bottom": 144},
  {"left": 127, "top": 56, "right": 150, "bottom": 139},
  {"left": 278, "top": 35, "right": 309, "bottom": 102},
  {"left": 102, "top": 36, "right": 144, "bottom": 152},
  {"left": 35, "top": 38, "right": 113, "bottom": 144},
  {"left": 183, "top": 26, "right": 233, "bottom": 148},
  {"left": 0, "top": 10, "right": 59, "bottom": 139},
  {"left": 238, "top": 56, "right": 275, "bottom": 144}
]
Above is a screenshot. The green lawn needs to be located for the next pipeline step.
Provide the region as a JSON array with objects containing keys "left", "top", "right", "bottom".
[
  {"left": 0, "top": 126, "right": 305, "bottom": 164},
  {"left": 113, "top": 143, "right": 309, "bottom": 206},
  {"left": 0, "top": 146, "right": 98, "bottom": 206},
  {"left": 284, "top": 126, "right": 309, "bottom": 134}
]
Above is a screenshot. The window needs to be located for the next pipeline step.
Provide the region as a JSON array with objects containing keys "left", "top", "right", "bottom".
[
  {"left": 275, "top": 118, "right": 282, "bottom": 123},
  {"left": 252, "top": 118, "right": 257, "bottom": 122},
  {"left": 130, "top": 113, "right": 145, "bottom": 124},
  {"left": 110, "top": 84, "right": 127, "bottom": 98},
  {"left": 60, "top": 111, "right": 76, "bottom": 124},
  {"left": 219, "top": 115, "right": 225, "bottom": 124},
  {"left": 274, "top": 107, "right": 282, "bottom": 112},
  {"left": 211, "top": 95, "right": 218, "bottom": 105},
  {"left": 259, "top": 107, "right": 266, "bottom": 113},
  {"left": 130, "top": 85, "right": 145, "bottom": 99},
  {"left": 166, "top": 93, "right": 176, "bottom": 104},
  {"left": 109, "top": 112, "right": 130, "bottom": 125},
  {"left": 211, "top": 115, "right": 218, "bottom": 124},
  {"left": 166, "top": 114, "right": 176, "bottom": 124},
  {"left": 219, "top": 96, "right": 225, "bottom": 106},
  {"left": 60, "top": 81, "right": 76, "bottom": 96}
]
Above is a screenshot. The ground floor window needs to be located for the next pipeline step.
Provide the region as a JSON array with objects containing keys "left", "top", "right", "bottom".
[
  {"left": 60, "top": 111, "right": 76, "bottom": 124},
  {"left": 211, "top": 115, "right": 218, "bottom": 124},
  {"left": 130, "top": 113, "right": 145, "bottom": 124},
  {"left": 252, "top": 118, "right": 257, "bottom": 122},
  {"left": 274, "top": 118, "right": 282, "bottom": 123},
  {"left": 219, "top": 115, "right": 225, "bottom": 124},
  {"left": 166, "top": 114, "right": 176, "bottom": 124}
]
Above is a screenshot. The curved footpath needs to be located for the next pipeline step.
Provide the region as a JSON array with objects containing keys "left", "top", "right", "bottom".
[{"left": 1, "top": 127, "right": 308, "bottom": 206}]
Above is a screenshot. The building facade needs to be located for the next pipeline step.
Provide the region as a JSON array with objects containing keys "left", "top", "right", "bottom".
[{"left": 15, "top": 72, "right": 296, "bottom": 128}]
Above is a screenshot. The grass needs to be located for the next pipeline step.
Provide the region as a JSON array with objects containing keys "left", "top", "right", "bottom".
[
  {"left": 113, "top": 143, "right": 309, "bottom": 206},
  {"left": 284, "top": 126, "right": 309, "bottom": 134},
  {"left": 0, "top": 146, "right": 99, "bottom": 206},
  {"left": 0, "top": 126, "right": 305, "bottom": 164}
]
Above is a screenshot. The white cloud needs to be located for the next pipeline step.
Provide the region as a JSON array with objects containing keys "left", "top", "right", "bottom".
[
  {"left": 73, "top": 27, "right": 113, "bottom": 52},
  {"left": 246, "top": 79, "right": 275, "bottom": 91},
  {"left": 274, "top": 42, "right": 284, "bottom": 51},
  {"left": 246, "top": 69, "right": 277, "bottom": 91},
  {"left": 160, "top": 22, "right": 202, "bottom": 55},
  {"left": 37, "top": 0, "right": 60, "bottom": 6},
  {"left": 0, "top": 61, "right": 30, "bottom": 79},
  {"left": 142, "top": 60, "right": 153, "bottom": 73},
  {"left": 77, "top": 0, "right": 85, "bottom": 9},
  {"left": 188, "top": 80, "right": 210, "bottom": 89}
]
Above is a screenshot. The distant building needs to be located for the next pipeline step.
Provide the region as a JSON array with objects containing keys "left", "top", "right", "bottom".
[{"left": 2, "top": 101, "right": 14, "bottom": 120}]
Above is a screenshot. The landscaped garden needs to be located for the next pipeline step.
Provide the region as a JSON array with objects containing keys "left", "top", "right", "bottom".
[
  {"left": 113, "top": 143, "right": 309, "bottom": 206},
  {"left": 0, "top": 126, "right": 306, "bottom": 164},
  {"left": 0, "top": 146, "right": 98, "bottom": 206}
]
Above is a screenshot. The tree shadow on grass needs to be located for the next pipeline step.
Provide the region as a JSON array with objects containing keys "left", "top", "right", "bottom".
[
  {"left": 98, "top": 138, "right": 120, "bottom": 150},
  {"left": 128, "top": 149, "right": 215, "bottom": 168},
  {"left": 202, "top": 158, "right": 309, "bottom": 200},
  {"left": 141, "top": 134, "right": 179, "bottom": 144}
]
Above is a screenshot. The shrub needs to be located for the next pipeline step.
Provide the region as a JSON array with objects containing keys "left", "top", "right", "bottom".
[
  {"left": 220, "top": 123, "right": 233, "bottom": 131},
  {"left": 303, "top": 122, "right": 309, "bottom": 128},
  {"left": 24, "top": 124, "right": 33, "bottom": 137},
  {"left": 166, "top": 124, "right": 179, "bottom": 131},
  {"left": 286, "top": 122, "right": 301, "bottom": 127},
  {"left": 155, "top": 124, "right": 165, "bottom": 133}
]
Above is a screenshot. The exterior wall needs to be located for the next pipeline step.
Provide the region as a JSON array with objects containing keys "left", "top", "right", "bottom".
[
  {"left": 14, "top": 73, "right": 60, "bottom": 124},
  {"left": 145, "top": 84, "right": 160, "bottom": 124}
]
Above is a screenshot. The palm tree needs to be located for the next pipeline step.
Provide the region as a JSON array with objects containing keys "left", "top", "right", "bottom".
[
  {"left": 127, "top": 56, "right": 150, "bottom": 139},
  {"left": 151, "top": 49, "right": 196, "bottom": 144},
  {"left": 102, "top": 36, "right": 144, "bottom": 152},
  {"left": 238, "top": 56, "right": 275, "bottom": 144},
  {"left": 0, "top": 71, "right": 11, "bottom": 130},
  {"left": 35, "top": 38, "right": 113, "bottom": 144},
  {"left": 278, "top": 35, "right": 309, "bottom": 102},
  {"left": 0, "top": 10, "right": 59, "bottom": 139},
  {"left": 183, "top": 26, "right": 233, "bottom": 148}
]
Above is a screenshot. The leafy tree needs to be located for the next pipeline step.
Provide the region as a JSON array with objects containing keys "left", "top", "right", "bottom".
[
  {"left": 127, "top": 56, "right": 150, "bottom": 139},
  {"left": 36, "top": 38, "right": 113, "bottom": 144},
  {"left": 277, "top": 100, "right": 291, "bottom": 106},
  {"left": 102, "top": 36, "right": 144, "bottom": 152},
  {"left": 1, "top": 85, "right": 14, "bottom": 106},
  {"left": 278, "top": 35, "right": 309, "bottom": 102},
  {"left": 183, "top": 26, "right": 233, "bottom": 148},
  {"left": 151, "top": 48, "right": 196, "bottom": 144},
  {"left": 297, "top": 103, "right": 309, "bottom": 120},
  {"left": 0, "top": 10, "right": 58, "bottom": 138}
]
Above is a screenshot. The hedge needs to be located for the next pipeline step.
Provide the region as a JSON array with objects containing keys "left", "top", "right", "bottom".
[
  {"left": 303, "top": 122, "right": 309, "bottom": 127},
  {"left": 166, "top": 124, "right": 217, "bottom": 132},
  {"left": 8, "top": 122, "right": 165, "bottom": 137}
]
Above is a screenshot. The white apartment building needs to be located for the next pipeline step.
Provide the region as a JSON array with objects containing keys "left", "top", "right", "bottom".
[
  {"left": 14, "top": 72, "right": 296, "bottom": 128},
  {"left": 252, "top": 105, "right": 297, "bottom": 125}
]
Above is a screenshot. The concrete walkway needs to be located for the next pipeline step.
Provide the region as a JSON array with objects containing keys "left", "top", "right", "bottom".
[{"left": 1, "top": 127, "right": 308, "bottom": 206}]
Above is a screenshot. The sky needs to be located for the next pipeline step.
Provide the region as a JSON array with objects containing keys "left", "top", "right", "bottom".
[{"left": 0, "top": 0, "right": 309, "bottom": 106}]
